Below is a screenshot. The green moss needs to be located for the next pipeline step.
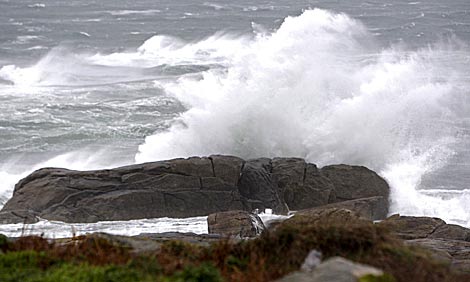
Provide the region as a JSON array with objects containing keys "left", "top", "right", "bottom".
[
  {"left": 0, "top": 234, "right": 8, "bottom": 249},
  {"left": 162, "top": 263, "right": 223, "bottom": 282},
  {"left": 0, "top": 250, "right": 159, "bottom": 282},
  {"left": 359, "top": 273, "right": 396, "bottom": 282},
  {"left": 0, "top": 251, "right": 49, "bottom": 282},
  {"left": 225, "top": 255, "right": 248, "bottom": 271},
  {"left": 42, "top": 264, "right": 148, "bottom": 282}
]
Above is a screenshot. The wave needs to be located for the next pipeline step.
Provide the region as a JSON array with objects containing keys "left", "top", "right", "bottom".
[
  {"left": 107, "top": 9, "right": 161, "bottom": 16},
  {"left": 135, "top": 9, "right": 470, "bottom": 225},
  {"left": 1, "top": 8, "right": 469, "bottom": 226},
  {"left": 0, "top": 47, "right": 154, "bottom": 87},
  {"left": 0, "top": 33, "right": 250, "bottom": 87},
  {"left": 88, "top": 33, "right": 251, "bottom": 68}
]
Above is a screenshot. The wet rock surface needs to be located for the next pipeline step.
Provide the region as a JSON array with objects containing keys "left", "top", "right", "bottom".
[
  {"left": 0, "top": 155, "right": 390, "bottom": 223},
  {"left": 207, "top": 210, "right": 265, "bottom": 238}
]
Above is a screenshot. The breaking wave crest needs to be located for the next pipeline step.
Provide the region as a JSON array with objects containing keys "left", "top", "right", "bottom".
[
  {"left": 136, "top": 9, "right": 470, "bottom": 225},
  {"left": 1, "top": 9, "right": 469, "bottom": 226}
]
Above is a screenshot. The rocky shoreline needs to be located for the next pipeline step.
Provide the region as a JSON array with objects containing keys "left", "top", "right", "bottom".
[
  {"left": 0, "top": 155, "right": 469, "bottom": 281},
  {"left": 0, "top": 155, "right": 389, "bottom": 223}
]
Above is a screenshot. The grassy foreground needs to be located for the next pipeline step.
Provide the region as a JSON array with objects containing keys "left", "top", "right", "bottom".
[{"left": 0, "top": 215, "right": 468, "bottom": 282}]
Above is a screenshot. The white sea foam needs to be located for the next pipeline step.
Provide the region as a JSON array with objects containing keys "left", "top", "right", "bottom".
[
  {"left": 0, "top": 217, "right": 208, "bottom": 238},
  {"left": 28, "top": 3, "right": 46, "bottom": 8},
  {"left": 0, "top": 47, "right": 152, "bottom": 87},
  {"left": 89, "top": 33, "right": 250, "bottom": 68},
  {"left": 78, "top": 31, "right": 91, "bottom": 37},
  {"left": 135, "top": 9, "right": 470, "bottom": 225},
  {"left": 107, "top": 9, "right": 161, "bottom": 16},
  {"left": 0, "top": 212, "right": 288, "bottom": 238},
  {"left": 203, "top": 2, "right": 228, "bottom": 11},
  {"left": 14, "top": 35, "right": 41, "bottom": 44},
  {"left": 1, "top": 8, "right": 469, "bottom": 230}
]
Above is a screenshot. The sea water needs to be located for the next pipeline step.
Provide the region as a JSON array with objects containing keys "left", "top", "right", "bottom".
[{"left": 0, "top": 0, "right": 469, "bottom": 237}]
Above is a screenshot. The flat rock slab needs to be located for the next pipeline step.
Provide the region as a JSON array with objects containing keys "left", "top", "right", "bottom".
[
  {"left": 380, "top": 215, "right": 470, "bottom": 241},
  {"left": 0, "top": 155, "right": 390, "bottom": 223},
  {"left": 295, "top": 196, "right": 388, "bottom": 221}
]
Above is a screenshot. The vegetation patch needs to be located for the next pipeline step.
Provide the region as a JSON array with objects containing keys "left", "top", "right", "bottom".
[{"left": 1, "top": 215, "right": 469, "bottom": 282}]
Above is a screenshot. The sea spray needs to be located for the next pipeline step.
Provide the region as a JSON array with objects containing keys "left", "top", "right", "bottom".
[
  {"left": 135, "top": 9, "right": 469, "bottom": 225},
  {"left": 0, "top": 8, "right": 469, "bottom": 228}
]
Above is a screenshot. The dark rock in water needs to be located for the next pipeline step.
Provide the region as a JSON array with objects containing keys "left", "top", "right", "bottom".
[
  {"left": 321, "top": 164, "right": 389, "bottom": 202},
  {"left": 238, "top": 158, "right": 288, "bottom": 214},
  {"left": 207, "top": 210, "right": 264, "bottom": 238},
  {"left": 272, "top": 158, "right": 335, "bottom": 211},
  {"left": 295, "top": 196, "right": 388, "bottom": 221},
  {"left": 0, "top": 155, "right": 390, "bottom": 223}
]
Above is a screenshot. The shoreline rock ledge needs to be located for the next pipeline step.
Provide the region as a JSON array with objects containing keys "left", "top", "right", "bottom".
[{"left": 0, "top": 155, "right": 390, "bottom": 224}]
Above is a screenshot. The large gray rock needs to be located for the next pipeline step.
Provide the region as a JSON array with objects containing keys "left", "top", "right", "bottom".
[
  {"left": 381, "top": 215, "right": 470, "bottom": 274},
  {"left": 295, "top": 196, "right": 388, "bottom": 221},
  {"left": 406, "top": 239, "right": 470, "bottom": 273},
  {"left": 2, "top": 156, "right": 246, "bottom": 223},
  {"left": 379, "top": 215, "right": 446, "bottom": 240},
  {"left": 272, "top": 158, "right": 336, "bottom": 211},
  {"left": 284, "top": 208, "right": 369, "bottom": 228},
  {"left": 321, "top": 165, "right": 389, "bottom": 203},
  {"left": 238, "top": 158, "right": 287, "bottom": 214},
  {"left": 379, "top": 215, "right": 470, "bottom": 241},
  {"left": 0, "top": 155, "right": 390, "bottom": 223},
  {"left": 207, "top": 210, "right": 265, "bottom": 238}
]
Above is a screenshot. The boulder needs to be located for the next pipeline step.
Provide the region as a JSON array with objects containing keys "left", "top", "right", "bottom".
[
  {"left": 406, "top": 239, "right": 470, "bottom": 273},
  {"left": 1, "top": 157, "right": 246, "bottom": 223},
  {"left": 0, "top": 155, "right": 390, "bottom": 223},
  {"left": 321, "top": 165, "right": 389, "bottom": 203},
  {"left": 207, "top": 210, "right": 265, "bottom": 238},
  {"left": 0, "top": 210, "right": 39, "bottom": 224},
  {"left": 276, "top": 257, "right": 387, "bottom": 282},
  {"left": 272, "top": 158, "right": 335, "bottom": 211},
  {"left": 379, "top": 215, "right": 470, "bottom": 241},
  {"left": 284, "top": 208, "right": 368, "bottom": 227},
  {"left": 429, "top": 224, "right": 470, "bottom": 242},
  {"left": 295, "top": 196, "right": 388, "bottom": 220},
  {"left": 238, "top": 158, "right": 287, "bottom": 214},
  {"left": 411, "top": 239, "right": 470, "bottom": 260},
  {"left": 379, "top": 215, "right": 446, "bottom": 239}
]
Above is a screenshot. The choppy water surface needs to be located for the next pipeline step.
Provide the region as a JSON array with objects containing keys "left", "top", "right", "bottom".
[{"left": 0, "top": 0, "right": 470, "bottom": 234}]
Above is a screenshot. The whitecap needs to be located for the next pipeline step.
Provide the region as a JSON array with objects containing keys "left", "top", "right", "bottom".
[
  {"left": 135, "top": 9, "right": 470, "bottom": 226},
  {"left": 28, "top": 3, "right": 45, "bottom": 8}
]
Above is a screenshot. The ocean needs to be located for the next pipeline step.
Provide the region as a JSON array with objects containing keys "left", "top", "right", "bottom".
[{"left": 0, "top": 0, "right": 469, "bottom": 237}]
